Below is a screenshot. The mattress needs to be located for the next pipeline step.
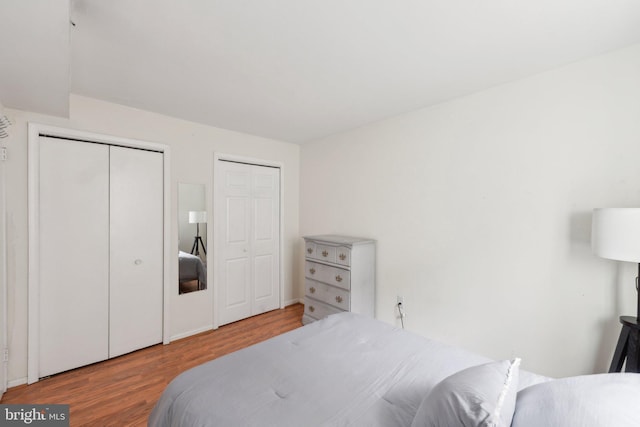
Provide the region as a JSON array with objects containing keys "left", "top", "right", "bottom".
[
  {"left": 149, "top": 312, "right": 549, "bottom": 426},
  {"left": 178, "top": 250, "right": 206, "bottom": 285}
]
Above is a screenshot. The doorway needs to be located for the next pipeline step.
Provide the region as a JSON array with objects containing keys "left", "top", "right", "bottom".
[{"left": 213, "top": 155, "right": 282, "bottom": 327}]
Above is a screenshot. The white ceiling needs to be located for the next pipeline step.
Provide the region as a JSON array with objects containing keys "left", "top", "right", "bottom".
[
  {"left": 2, "top": 1, "right": 640, "bottom": 143},
  {"left": 0, "top": 0, "right": 70, "bottom": 117}
]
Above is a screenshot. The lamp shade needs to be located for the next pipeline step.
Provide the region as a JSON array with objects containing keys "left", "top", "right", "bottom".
[
  {"left": 592, "top": 208, "right": 640, "bottom": 262},
  {"left": 188, "top": 211, "right": 207, "bottom": 224}
]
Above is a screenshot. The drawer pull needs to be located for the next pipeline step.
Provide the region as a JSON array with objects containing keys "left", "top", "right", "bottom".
[
  {"left": 307, "top": 248, "right": 313, "bottom": 254},
  {"left": 322, "top": 250, "right": 329, "bottom": 257},
  {"left": 309, "top": 286, "right": 316, "bottom": 294},
  {"left": 335, "top": 275, "right": 343, "bottom": 283},
  {"left": 335, "top": 296, "right": 343, "bottom": 303},
  {"left": 309, "top": 268, "right": 316, "bottom": 275},
  {"left": 309, "top": 305, "right": 315, "bottom": 313},
  {"left": 339, "top": 253, "right": 346, "bottom": 260}
]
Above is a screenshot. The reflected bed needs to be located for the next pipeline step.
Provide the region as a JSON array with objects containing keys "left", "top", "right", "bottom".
[{"left": 178, "top": 250, "right": 206, "bottom": 292}]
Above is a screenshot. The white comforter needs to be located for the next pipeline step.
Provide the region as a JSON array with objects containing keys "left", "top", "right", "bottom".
[{"left": 149, "top": 313, "right": 549, "bottom": 426}]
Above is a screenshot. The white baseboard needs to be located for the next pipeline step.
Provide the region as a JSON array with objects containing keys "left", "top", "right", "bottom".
[
  {"left": 170, "top": 325, "right": 214, "bottom": 342},
  {"left": 284, "top": 298, "right": 303, "bottom": 306},
  {"left": 8, "top": 377, "right": 27, "bottom": 388}
]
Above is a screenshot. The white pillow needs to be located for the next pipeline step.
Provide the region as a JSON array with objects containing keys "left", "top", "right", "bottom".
[
  {"left": 410, "top": 358, "right": 521, "bottom": 427},
  {"left": 512, "top": 373, "right": 640, "bottom": 427}
]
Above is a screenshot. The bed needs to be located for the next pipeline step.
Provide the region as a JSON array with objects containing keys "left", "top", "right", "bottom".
[
  {"left": 178, "top": 250, "right": 207, "bottom": 291},
  {"left": 149, "top": 312, "right": 640, "bottom": 427}
]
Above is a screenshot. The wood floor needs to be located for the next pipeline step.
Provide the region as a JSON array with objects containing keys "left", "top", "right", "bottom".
[{"left": 1, "top": 304, "right": 304, "bottom": 426}]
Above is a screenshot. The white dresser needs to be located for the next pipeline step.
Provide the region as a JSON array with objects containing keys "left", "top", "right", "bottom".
[{"left": 302, "top": 235, "right": 375, "bottom": 325}]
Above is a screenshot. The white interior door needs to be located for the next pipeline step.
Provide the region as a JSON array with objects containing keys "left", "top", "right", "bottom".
[
  {"left": 109, "top": 146, "right": 164, "bottom": 358},
  {"left": 251, "top": 166, "right": 280, "bottom": 315},
  {"left": 38, "top": 137, "right": 110, "bottom": 377},
  {"left": 28, "top": 125, "right": 169, "bottom": 384},
  {"left": 216, "top": 160, "right": 280, "bottom": 326},
  {"left": 217, "top": 161, "right": 252, "bottom": 324}
]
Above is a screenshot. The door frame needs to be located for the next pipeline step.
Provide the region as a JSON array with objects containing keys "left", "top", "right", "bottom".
[
  {"left": 211, "top": 153, "right": 284, "bottom": 329},
  {"left": 0, "top": 128, "right": 7, "bottom": 398},
  {"left": 27, "top": 123, "right": 172, "bottom": 384}
]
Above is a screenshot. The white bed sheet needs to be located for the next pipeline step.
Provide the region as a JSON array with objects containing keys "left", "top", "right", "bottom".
[{"left": 149, "top": 312, "right": 549, "bottom": 427}]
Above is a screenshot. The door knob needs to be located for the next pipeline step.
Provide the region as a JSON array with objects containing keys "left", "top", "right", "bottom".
[{"left": 134, "top": 259, "right": 143, "bottom": 265}]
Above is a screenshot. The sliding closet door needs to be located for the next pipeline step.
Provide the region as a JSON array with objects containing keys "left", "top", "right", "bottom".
[
  {"left": 216, "top": 160, "right": 280, "bottom": 326},
  {"left": 109, "top": 146, "right": 163, "bottom": 358},
  {"left": 39, "top": 137, "right": 110, "bottom": 377}
]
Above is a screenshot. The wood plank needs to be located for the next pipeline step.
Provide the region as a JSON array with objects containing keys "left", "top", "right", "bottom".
[{"left": 1, "top": 304, "right": 304, "bottom": 426}]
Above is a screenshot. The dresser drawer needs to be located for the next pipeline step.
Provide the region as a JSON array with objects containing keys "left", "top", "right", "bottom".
[
  {"left": 304, "top": 261, "right": 350, "bottom": 290},
  {"left": 305, "top": 279, "right": 350, "bottom": 311},
  {"left": 305, "top": 241, "right": 337, "bottom": 263},
  {"left": 336, "top": 246, "right": 351, "bottom": 266},
  {"left": 315, "top": 244, "right": 337, "bottom": 263},
  {"left": 303, "top": 297, "right": 344, "bottom": 321},
  {"left": 305, "top": 241, "right": 316, "bottom": 257}
]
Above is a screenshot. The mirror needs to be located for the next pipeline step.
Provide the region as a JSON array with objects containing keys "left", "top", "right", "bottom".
[{"left": 178, "top": 183, "right": 207, "bottom": 294}]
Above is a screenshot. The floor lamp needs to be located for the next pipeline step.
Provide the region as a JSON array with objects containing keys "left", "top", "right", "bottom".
[
  {"left": 189, "top": 210, "right": 207, "bottom": 256},
  {"left": 592, "top": 208, "right": 640, "bottom": 373}
]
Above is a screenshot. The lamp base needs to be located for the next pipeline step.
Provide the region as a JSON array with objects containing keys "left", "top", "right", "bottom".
[
  {"left": 609, "top": 316, "right": 640, "bottom": 373},
  {"left": 191, "top": 236, "right": 206, "bottom": 256}
]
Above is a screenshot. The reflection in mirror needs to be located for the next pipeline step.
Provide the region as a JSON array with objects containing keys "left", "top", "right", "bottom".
[{"left": 178, "top": 183, "right": 207, "bottom": 294}]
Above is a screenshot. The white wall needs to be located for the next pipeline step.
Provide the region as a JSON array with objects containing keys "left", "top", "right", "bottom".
[
  {"left": 300, "top": 43, "right": 640, "bottom": 378},
  {"left": 4, "top": 95, "right": 300, "bottom": 385}
]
